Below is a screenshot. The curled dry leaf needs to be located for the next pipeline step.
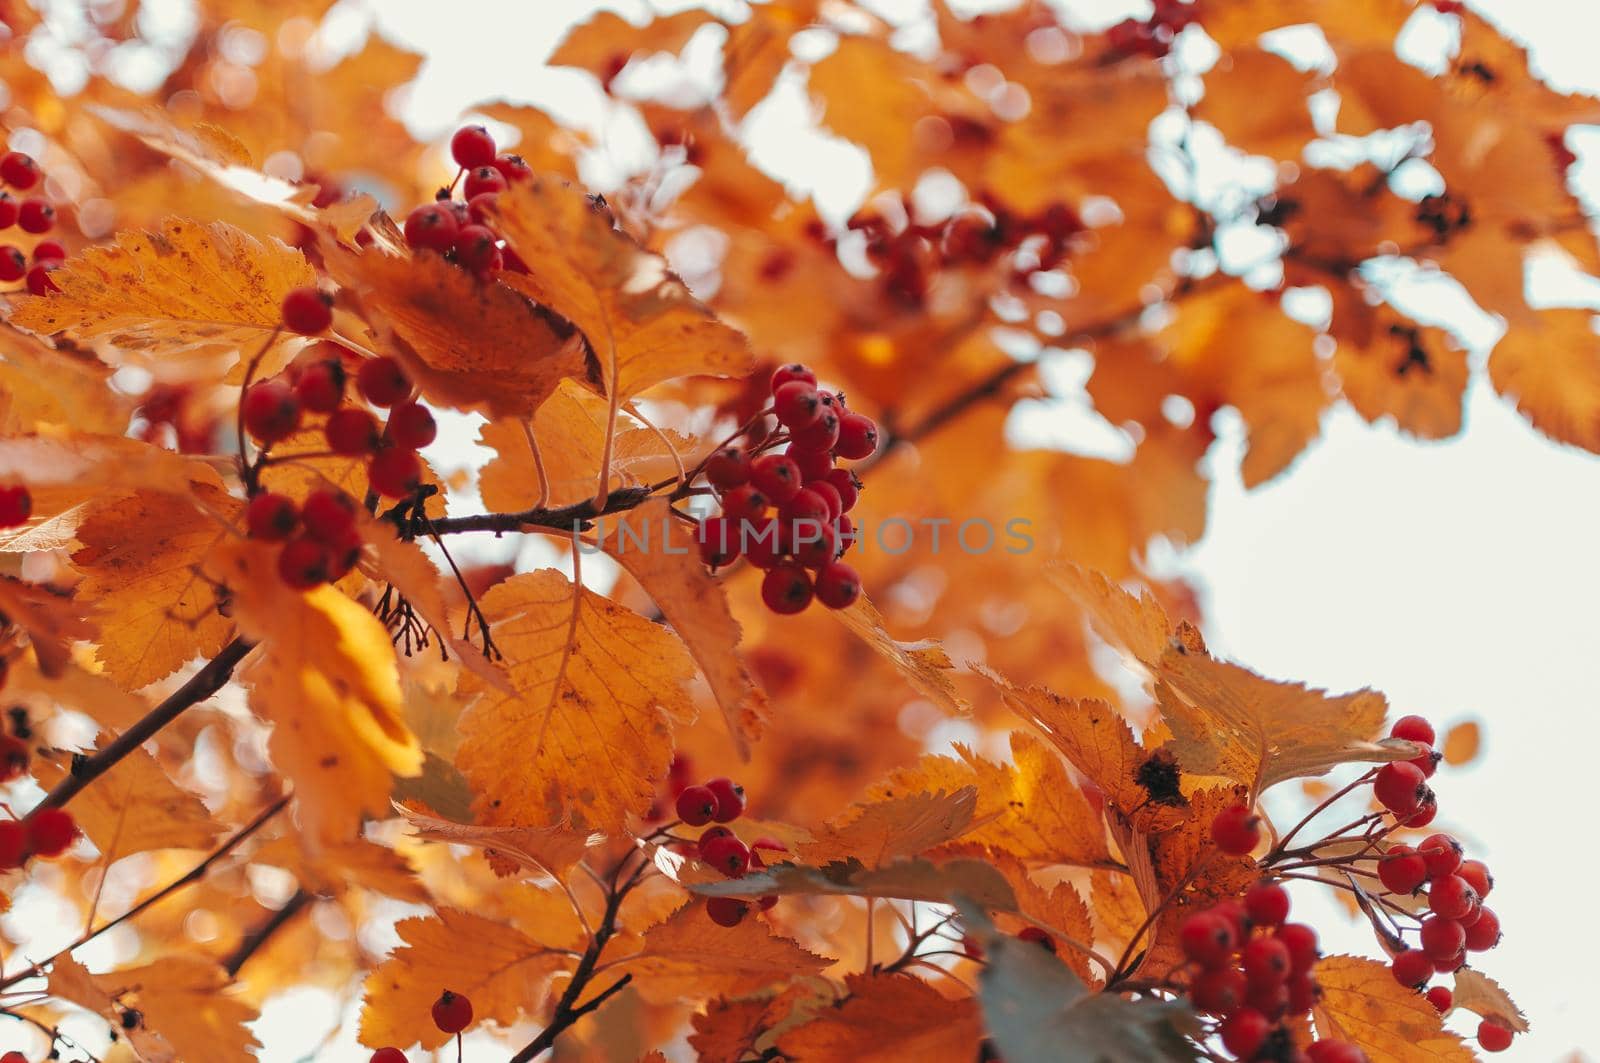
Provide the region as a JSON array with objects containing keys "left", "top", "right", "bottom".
[{"left": 393, "top": 801, "right": 593, "bottom": 881}]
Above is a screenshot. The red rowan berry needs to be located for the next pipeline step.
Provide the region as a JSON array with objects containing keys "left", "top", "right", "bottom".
[
  {"left": 1242, "top": 936, "right": 1291, "bottom": 989},
  {"left": 464, "top": 165, "right": 506, "bottom": 199},
  {"left": 814, "top": 561, "right": 861, "bottom": 610},
  {"left": 326, "top": 407, "right": 382, "bottom": 455},
  {"left": 1433, "top": 949, "right": 1465, "bottom": 974},
  {"left": 1244, "top": 881, "right": 1290, "bottom": 927},
  {"left": 791, "top": 408, "right": 840, "bottom": 451},
  {"left": 371, "top": 1050, "right": 408, "bottom": 1063},
  {"left": 707, "top": 896, "right": 748, "bottom": 927},
  {"left": 369, "top": 447, "right": 422, "bottom": 497},
  {"left": 698, "top": 517, "right": 736, "bottom": 569},
  {"left": 1418, "top": 916, "right": 1465, "bottom": 960},
  {"left": 324, "top": 528, "right": 363, "bottom": 581},
  {"left": 1464, "top": 907, "right": 1500, "bottom": 951},
  {"left": 278, "top": 537, "right": 331, "bottom": 589},
  {"left": 431, "top": 989, "right": 473, "bottom": 1034},
  {"left": 1017, "top": 926, "right": 1056, "bottom": 953},
  {"left": 1379, "top": 844, "right": 1427, "bottom": 894},
  {"left": 357, "top": 356, "right": 411, "bottom": 407},
  {"left": 0, "top": 152, "right": 40, "bottom": 190},
  {"left": 1, "top": 1051, "right": 26, "bottom": 1063},
  {"left": 771, "top": 363, "right": 817, "bottom": 391},
  {"left": 1190, "top": 966, "right": 1247, "bottom": 1014},
  {"left": 1402, "top": 791, "right": 1438, "bottom": 827},
  {"left": 824, "top": 467, "right": 860, "bottom": 512},
  {"left": 1287, "top": 971, "right": 1319, "bottom": 1014},
  {"left": 675, "top": 784, "right": 718, "bottom": 826},
  {"left": 1246, "top": 979, "right": 1289, "bottom": 1019},
  {"left": 24, "top": 261, "right": 57, "bottom": 295},
  {"left": 743, "top": 519, "right": 785, "bottom": 569},
  {"left": 453, "top": 224, "right": 499, "bottom": 274},
  {"left": 1276, "top": 922, "right": 1319, "bottom": 975},
  {"left": 701, "top": 834, "right": 750, "bottom": 877},
  {"left": 1374, "top": 761, "right": 1427, "bottom": 817},
  {"left": 17, "top": 198, "right": 52, "bottom": 233},
  {"left": 1428, "top": 874, "right": 1478, "bottom": 920},
  {"left": 780, "top": 488, "right": 830, "bottom": 528},
  {"left": 0, "top": 485, "right": 31, "bottom": 527},
  {"left": 721, "top": 484, "right": 769, "bottom": 523},
  {"left": 793, "top": 523, "right": 840, "bottom": 570},
  {"left": 0, "top": 245, "right": 24, "bottom": 281},
  {"left": 32, "top": 239, "right": 65, "bottom": 262},
  {"left": 1418, "top": 834, "right": 1463, "bottom": 879},
  {"left": 1458, "top": 859, "right": 1492, "bottom": 899},
  {"left": 705, "top": 777, "right": 746, "bottom": 822},
  {"left": 758, "top": 893, "right": 778, "bottom": 911},
  {"left": 0, "top": 733, "right": 27, "bottom": 782},
  {"left": 282, "top": 286, "right": 333, "bottom": 334},
  {"left": 1426, "top": 986, "right": 1452, "bottom": 1012},
  {"left": 295, "top": 359, "right": 346, "bottom": 413},
  {"left": 1390, "top": 949, "right": 1433, "bottom": 989},
  {"left": 1390, "top": 714, "right": 1436, "bottom": 746},
  {"left": 773, "top": 380, "right": 822, "bottom": 429},
  {"left": 451, "top": 126, "right": 497, "bottom": 169},
  {"left": 706, "top": 445, "right": 750, "bottom": 490},
  {"left": 243, "top": 381, "right": 301, "bottom": 443},
  {"left": 834, "top": 412, "right": 879, "bottom": 459},
  {"left": 1409, "top": 744, "right": 1441, "bottom": 778},
  {"left": 247, "top": 492, "right": 299, "bottom": 541},
  {"left": 698, "top": 825, "right": 734, "bottom": 850},
  {"left": 1178, "top": 911, "right": 1235, "bottom": 967},
  {"left": 0, "top": 819, "right": 24, "bottom": 868},
  {"left": 1212, "top": 900, "right": 1249, "bottom": 941},
  {"left": 1219, "top": 1008, "right": 1270, "bottom": 1059},
  {"left": 1210, "top": 804, "right": 1260, "bottom": 855},
  {"left": 0, "top": 193, "right": 14, "bottom": 228},
  {"left": 750, "top": 454, "right": 802, "bottom": 503},
  {"left": 404, "top": 203, "right": 459, "bottom": 253},
  {"left": 493, "top": 154, "right": 533, "bottom": 183},
  {"left": 786, "top": 443, "right": 834, "bottom": 483},
  {"left": 301, "top": 489, "right": 358, "bottom": 544},
  {"left": 808, "top": 480, "right": 843, "bottom": 522},
  {"left": 761, "top": 563, "right": 813, "bottom": 614},
  {"left": 27, "top": 807, "right": 77, "bottom": 857},
  {"left": 1306, "top": 1042, "right": 1367, "bottom": 1063},
  {"left": 388, "top": 402, "right": 437, "bottom": 450},
  {"left": 1477, "top": 1019, "right": 1513, "bottom": 1053}
]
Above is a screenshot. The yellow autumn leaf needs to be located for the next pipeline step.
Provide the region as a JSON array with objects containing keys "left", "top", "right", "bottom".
[
  {"left": 798, "top": 787, "right": 978, "bottom": 868},
  {"left": 206, "top": 540, "right": 421, "bottom": 844},
  {"left": 394, "top": 802, "right": 592, "bottom": 881},
  {"left": 1195, "top": 48, "right": 1316, "bottom": 160},
  {"left": 866, "top": 733, "right": 1112, "bottom": 869},
  {"left": 9, "top": 217, "right": 314, "bottom": 369},
  {"left": 256, "top": 425, "right": 446, "bottom": 521},
  {"left": 1451, "top": 968, "right": 1529, "bottom": 1033},
  {"left": 550, "top": 8, "right": 717, "bottom": 77},
  {"left": 606, "top": 498, "right": 769, "bottom": 755},
  {"left": 832, "top": 596, "right": 971, "bottom": 717},
  {"left": 1313, "top": 955, "right": 1475, "bottom": 1061},
  {"left": 776, "top": 973, "right": 981, "bottom": 1063},
  {"left": 33, "top": 746, "right": 220, "bottom": 858},
  {"left": 51, "top": 955, "right": 261, "bottom": 1063},
  {"left": 322, "top": 240, "right": 591, "bottom": 420},
  {"left": 488, "top": 176, "right": 752, "bottom": 474},
  {"left": 1489, "top": 308, "right": 1600, "bottom": 454},
  {"left": 620, "top": 902, "right": 831, "bottom": 1005},
  {"left": 71, "top": 485, "right": 239, "bottom": 691},
  {"left": 360, "top": 908, "right": 575, "bottom": 1051},
  {"left": 456, "top": 569, "right": 697, "bottom": 832}
]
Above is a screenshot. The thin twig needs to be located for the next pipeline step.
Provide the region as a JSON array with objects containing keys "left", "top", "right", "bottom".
[{"left": 224, "top": 888, "right": 313, "bottom": 978}]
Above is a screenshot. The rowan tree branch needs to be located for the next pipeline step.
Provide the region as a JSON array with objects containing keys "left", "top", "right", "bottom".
[
  {"left": 224, "top": 887, "right": 314, "bottom": 978},
  {"left": 410, "top": 484, "right": 656, "bottom": 538},
  {"left": 24, "top": 636, "right": 255, "bottom": 821}
]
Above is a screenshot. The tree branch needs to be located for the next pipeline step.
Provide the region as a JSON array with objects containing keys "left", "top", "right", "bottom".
[
  {"left": 24, "top": 636, "right": 255, "bottom": 821},
  {"left": 413, "top": 484, "right": 656, "bottom": 537},
  {"left": 224, "top": 887, "right": 314, "bottom": 978}
]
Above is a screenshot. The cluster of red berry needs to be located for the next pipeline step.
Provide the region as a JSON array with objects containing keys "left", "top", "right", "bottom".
[
  {"left": 1208, "top": 715, "right": 1515, "bottom": 1054},
  {"left": 1106, "top": 0, "right": 1197, "bottom": 59},
  {"left": 657, "top": 767, "right": 784, "bottom": 926},
  {"left": 401, "top": 125, "right": 532, "bottom": 280},
  {"left": 811, "top": 193, "right": 1084, "bottom": 308},
  {"left": 0, "top": 150, "right": 65, "bottom": 295},
  {"left": 0, "top": 806, "right": 77, "bottom": 872},
  {"left": 368, "top": 989, "right": 474, "bottom": 1062},
  {"left": 242, "top": 290, "right": 436, "bottom": 588},
  {"left": 1178, "top": 883, "right": 1369, "bottom": 1061},
  {"left": 697, "top": 363, "right": 877, "bottom": 616}
]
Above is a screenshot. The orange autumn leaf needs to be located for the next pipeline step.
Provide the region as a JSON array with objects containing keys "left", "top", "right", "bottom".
[
  {"left": 50, "top": 955, "right": 261, "bottom": 1062},
  {"left": 33, "top": 746, "right": 220, "bottom": 859},
  {"left": 797, "top": 787, "right": 979, "bottom": 868},
  {"left": 9, "top": 217, "right": 315, "bottom": 369},
  {"left": 1441, "top": 720, "right": 1482, "bottom": 766},
  {"left": 776, "top": 973, "right": 982, "bottom": 1062},
  {"left": 621, "top": 902, "right": 831, "bottom": 1005},
  {"left": 456, "top": 569, "right": 697, "bottom": 832},
  {"left": 206, "top": 539, "right": 421, "bottom": 844},
  {"left": 1312, "top": 955, "right": 1476, "bottom": 1061},
  {"left": 360, "top": 908, "right": 575, "bottom": 1051},
  {"left": 832, "top": 596, "right": 971, "bottom": 717},
  {"left": 1451, "top": 968, "right": 1529, "bottom": 1033}
]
